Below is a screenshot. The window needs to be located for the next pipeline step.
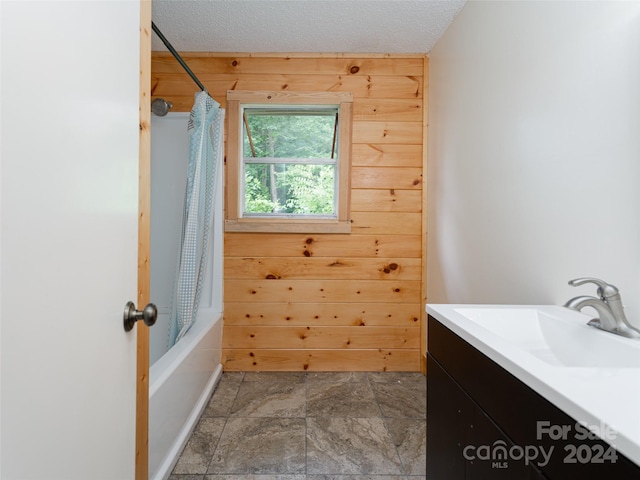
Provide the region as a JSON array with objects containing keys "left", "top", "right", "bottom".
[{"left": 225, "top": 91, "right": 353, "bottom": 233}]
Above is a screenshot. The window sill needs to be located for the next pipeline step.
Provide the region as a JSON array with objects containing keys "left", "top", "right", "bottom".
[{"left": 224, "top": 219, "right": 352, "bottom": 234}]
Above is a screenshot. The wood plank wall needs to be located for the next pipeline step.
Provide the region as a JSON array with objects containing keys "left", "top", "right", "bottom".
[{"left": 151, "top": 53, "right": 427, "bottom": 372}]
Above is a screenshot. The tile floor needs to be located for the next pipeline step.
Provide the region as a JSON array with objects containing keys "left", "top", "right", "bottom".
[{"left": 168, "top": 371, "right": 426, "bottom": 480}]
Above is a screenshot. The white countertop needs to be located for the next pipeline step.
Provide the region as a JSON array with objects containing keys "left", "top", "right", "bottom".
[{"left": 427, "top": 304, "right": 640, "bottom": 467}]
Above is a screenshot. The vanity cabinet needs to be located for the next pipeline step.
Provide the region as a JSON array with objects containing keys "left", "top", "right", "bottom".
[
  {"left": 427, "top": 315, "right": 640, "bottom": 480},
  {"left": 428, "top": 352, "right": 545, "bottom": 479}
]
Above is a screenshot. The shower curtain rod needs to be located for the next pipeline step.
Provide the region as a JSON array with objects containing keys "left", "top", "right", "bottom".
[{"left": 152, "top": 22, "right": 206, "bottom": 92}]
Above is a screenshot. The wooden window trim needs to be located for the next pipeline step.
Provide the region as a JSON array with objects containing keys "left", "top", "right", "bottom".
[{"left": 225, "top": 91, "right": 353, "bottom": 234}]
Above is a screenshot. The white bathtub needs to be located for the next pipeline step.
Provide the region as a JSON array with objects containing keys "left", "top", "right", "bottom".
[{"left": 148, "top": 309, "right": 223, "bottom": 480}]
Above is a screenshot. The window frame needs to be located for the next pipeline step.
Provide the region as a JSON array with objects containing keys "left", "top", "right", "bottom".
[{"left": 225, "top": 91, "right": 353, "bottom": 233}]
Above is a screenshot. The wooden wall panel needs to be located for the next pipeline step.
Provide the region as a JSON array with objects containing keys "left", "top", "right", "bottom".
[
  {"left": 353, "top": 121, "right": 423, "bottom": 144},
  {"left": 222, "top": 326, "right": 420, "bottom": 349},
  {"left": 225, "top": 257, "right": 422, "bottom": 280},
  {"left": 152, "top": 54, "right": 424, "bottom": 76},
  {"left": 351, "top": 189, "right": 422, "bottom": 212},
  {"left": 350, "top": 212, "right": 422, "bottom": 234},
  {"left": 152, "top": 53, "right": 426, "bottom": 372},
  {"left": 222, "top": 349, "right": 421, "bottom": 372},
  {"left": 224, "top": 302, "right": 421, "bottom": 327},
  {"left": 225, "top": 233, "right": 422, "bottom": 258},
  {"left": 152, "top": 74, "right": 422, "bottom": 99},
  {"left": 351, "top": 166, "right": 422, "bottom": 190},
  {"left": 224, "top": 279, "right": 421, "bottom": 303},
  {"left": 353, "top": 99, "right": 423, "bottom": 122},
  {"left": 351, "top": 144, "right": 423, "bottom": 167}
]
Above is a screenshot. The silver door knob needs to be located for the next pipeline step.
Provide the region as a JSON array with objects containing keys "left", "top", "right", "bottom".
[{"left": 123, "top": 301, "right": 158, "bottom": 332}]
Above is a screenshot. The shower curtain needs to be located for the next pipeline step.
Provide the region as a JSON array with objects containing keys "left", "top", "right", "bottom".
[{"left": 168, "top": 91, "right": 224, "bottom": 347}]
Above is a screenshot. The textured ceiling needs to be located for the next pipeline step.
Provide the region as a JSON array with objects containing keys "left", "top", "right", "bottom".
[{"left": 152, "top": 0, "right": 467, "bottom": 54}]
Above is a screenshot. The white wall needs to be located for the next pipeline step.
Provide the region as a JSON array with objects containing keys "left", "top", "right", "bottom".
[{"left": 428, "top": 0, "right": 640, "bottom": 326}]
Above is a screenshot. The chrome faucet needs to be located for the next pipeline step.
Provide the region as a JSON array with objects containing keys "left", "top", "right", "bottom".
[{"left": 564, "top": 277, "right": 640, "bottom": 339}]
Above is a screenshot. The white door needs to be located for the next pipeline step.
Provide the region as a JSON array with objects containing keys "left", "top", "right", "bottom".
[{"left": 1, "top": 1, "right": 141, "bottom": 478}]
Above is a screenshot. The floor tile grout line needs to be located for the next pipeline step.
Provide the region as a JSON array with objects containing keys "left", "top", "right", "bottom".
[
  {"left": 304, "top": 372, "right": 308, "bottom": 476},
  {"left": 204, "top": 372, "right": 245, "bottom": 475},
  {"left": 369, "top": 374, "right": 410, "bottom": 476}
]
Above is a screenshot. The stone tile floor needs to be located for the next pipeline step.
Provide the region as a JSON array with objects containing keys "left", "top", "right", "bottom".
[{"left": 169, "top": 371, "right": 426, "bottom": 480}]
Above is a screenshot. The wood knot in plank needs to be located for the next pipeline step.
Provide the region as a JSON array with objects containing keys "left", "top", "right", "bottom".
[{"left": 382, "top": 262, "right": 399, "bottom": 274}]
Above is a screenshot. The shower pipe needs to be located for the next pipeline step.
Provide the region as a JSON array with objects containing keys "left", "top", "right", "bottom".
[{"left": 152, "top": 22, "right": 206, "bottom": 92}]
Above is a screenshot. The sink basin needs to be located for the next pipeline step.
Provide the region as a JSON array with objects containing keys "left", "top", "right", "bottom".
[{"left": 453, "top": 307, "right": 640, "bottom": 368}]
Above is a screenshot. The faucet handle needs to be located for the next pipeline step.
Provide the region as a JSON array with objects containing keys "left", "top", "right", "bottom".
[{"left": 568, "top": 277, "right": 619, "bottom": 299}]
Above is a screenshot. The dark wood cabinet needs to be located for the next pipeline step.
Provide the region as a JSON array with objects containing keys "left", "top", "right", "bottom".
[
  {"left": 428, "top": 354, "right": 545, "bottom": 479},
  {"left": 427, "top": 315, "right": 640, "bottom": 480}
]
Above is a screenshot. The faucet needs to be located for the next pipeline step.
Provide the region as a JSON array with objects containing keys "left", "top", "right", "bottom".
[{"left": 564, "top": 277, "right": 640, "bottom": 339}]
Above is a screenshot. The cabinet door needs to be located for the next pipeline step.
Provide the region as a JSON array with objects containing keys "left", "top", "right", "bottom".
[
  {"left": 428, "top": 355, "right": 547, "bottom": 480},
  {"left": 464, "top": 394, "right": 547, "bottom": 480},
  {"left": 427, "top": 353, "right": 467, "bottom": 478}
]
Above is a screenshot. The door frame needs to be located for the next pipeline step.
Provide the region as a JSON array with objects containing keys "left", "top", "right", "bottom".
[{"left": 137, "top": 1, "right": 152, "bottom": 479}]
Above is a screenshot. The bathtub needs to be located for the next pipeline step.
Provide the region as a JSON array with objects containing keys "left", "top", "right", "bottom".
[{"left": 148, "top": 309, "right": 223, "bottom": 480}]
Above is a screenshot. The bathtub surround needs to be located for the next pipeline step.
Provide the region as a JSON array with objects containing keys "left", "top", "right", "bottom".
[
  {"left": 150, "top": 113, "right": 191, "bottom": 364},
  {"left": 168, "top": 371, "right": 426, "bottom": 478}
]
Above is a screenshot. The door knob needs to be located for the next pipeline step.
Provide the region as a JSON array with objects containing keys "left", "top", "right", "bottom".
[{"left": 123, "top": 301, "right": 158, "bottom": 332}]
